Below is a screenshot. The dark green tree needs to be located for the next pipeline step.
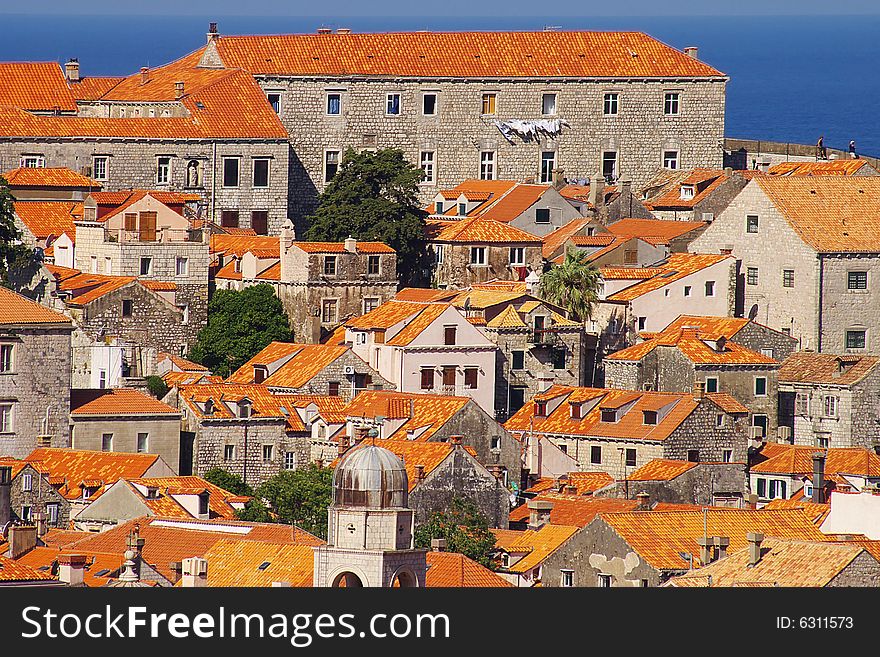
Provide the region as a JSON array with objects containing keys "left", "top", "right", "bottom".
[
  {"left": 203, "top": 467, "right": 254, "bottom": 497},
  {"left": 190, "top": 284, "right": 292, "bottom": 377},
  {"left": 144, "top": 375, "right": 169, "bottom": 401},
  {"left": 236, "top": 465, "right": 333, "bottom": 539},
  {"left": 414, "top": 497, "right": 497, "bottom": 568},
  {"left": 304, "top": 148, "right": 429, "bottom": 285},
  {"left": 539, "top": 247, "right": 602, "bottom": 321},
  {"left": 0, "top": 175, "right": 36, "bottom": 287}
]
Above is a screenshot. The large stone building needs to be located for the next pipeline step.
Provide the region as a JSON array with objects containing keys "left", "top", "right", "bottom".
[
  {"left": 0, "top": 461, "right": 71, "bottom": 530},
  {"left": 641, "top": 167, "right": 757, "bottom": 222},
  {"left": 690, "top": 177, "right": 880, "bottom": 352}
]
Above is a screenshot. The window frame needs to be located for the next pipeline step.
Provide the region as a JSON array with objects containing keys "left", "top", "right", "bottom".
[
  {"left": 746, "top": 215, "right": 759, "bottom": 234},
  {"left": 470, "top": 246, "right": 487, "bottom": 266},
  {"left": 540, "top": 150, "right": 557, "bottom": 183},
  {"left": 385, "top": 92, "right": 402, "bottom": 116},
  {"left": 222, "top": 156, "right": 240, "bottom": 188},
  {"left": 846, "top": 329, "right": 867, "bottom": 349},
  {"left": 419, "top": 150, "right": 436, "bottom": 185},
  {"left": 0, "top": 344, "right": 13, "bottom": 374},
  {"left": 252, "top": 157, "right": 270, "bottom": 188},
  {"left": 136, "top": 432, "right": 149, "bottom": 453},
  {"left": 783, "top": 269, "right": 795, "bottom": 288},
  {"left": 509, "top": 247, "right": 525, "bottom": 267},
  {"left": 321, "top": 298, "right": 339, "bottom": 324},
  {"left": 156, "top": 156, "right": 171, "bottom": 185},
  {"left": 848, "top": 271, "right": 868, "bottom": 290},
  {"left": 663, "top": 91, "right": 681, "bottom": 116},
  {"left": 481, "top": 92, "right": 497, "bottom": 116},
  {"left": 705, "top": 280, "right": 716, "bottom": 297},
  {"left": 603, "top": 92, "right": 619, "bottom": 116},
  {"left": 746, "top": 267, "right": 759, "bottom": 286},
  {"left": 324, "top": 149, "right": 341, "bottom": 184},
  {"left": 262, "top": 444, "right": 274, "bottom": 462},
  {"left": 479, "top": 150, "right": 497, "bottom": 181},
  {"left": 422, "top": 92, "right": 438, "bottom": 116},
  {"left": 541, "top": 92, "right": 558, "bottom": 116},
  {"left": 754, "top": 376, "right": 767, "bottom": 397},
  {"left": 326, "top": 92, "right": 342, "bottom": 116},
  {"left": 139, "top": 257, "right": 153, "bottom": 276},
  {"left": 92, "top": 155, "right": 109, "bottom": 181},
  {"left": 662, "top": 150, "right": 680, "bottom": 170},
  {"left": 323, "top": 255, "right": 337, "bottom": 276},
  {"left": 175, "top": 257, "right": 189, "bottom": 277}
]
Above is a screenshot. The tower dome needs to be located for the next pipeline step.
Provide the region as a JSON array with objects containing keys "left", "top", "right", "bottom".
[{"left": 333, "top": 444, "right": 409, "bottom": 509}]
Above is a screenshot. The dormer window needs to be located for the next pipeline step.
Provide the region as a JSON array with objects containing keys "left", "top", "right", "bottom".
[
  {"left": 253, "top": 365, "right": 268, "bottom": 384},
  {"left": 680, "top": 185, "right": 695, "bottom": 200},
  {"left": 570, "top": 403, "right": 583, "bottom": 420},
  {"left": 600, "top": 409, "right": 617, "bottom": 423},
  {"left": 203, "top": 398, "right": 214, "bottom": 415},
  {"left": 238, "top": 399, "right": 252, "bottom": 419},
  {"left": 535, "top": 401, "right": 548, "bottom": 417},
  {"left": 435, "top": 201, "right": 444, "bottom": 214},
  {"left": 458, "top": 202, "right": 467, "bottom": 216},
  {"left": 643, "top": 410, "right": 658, "bottom": 425}
]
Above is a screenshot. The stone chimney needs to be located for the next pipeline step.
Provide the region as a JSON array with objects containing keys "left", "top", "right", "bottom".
[
  {"left": 207, "top": 22, "right": 220, "bottom": 44},
  {"left": 812, "top": 451, "right": 826, "bottom": 503},
  {"left": 140, "top": 67, "right": 149, "bottom": 85},
  {"left": 58, "top": 554, "right": 87, "bottom": 586},
  {"left": 684, "top": 46, "right": 699, "bottom": 59},
  {"left": 414, "top": 464, "right": 425, "bottom": 483},
  {"left": 635, "top": 491, "right": 652, "bottom": 511},
  {"left": 8, "top": 524, "right": 37, "bottom": 559},
  {"left": 126, "top": 524, "right": 145, "bottom": 577},
  {"left": 0, "top": 466, "right": 11, "bottom": 529},
  {"left": 588, "top": 172, "right": 605, "bottom": 208},
  {"left": 618, "top": 178, "right": 632, "bottom": 200},
  {"left": 527, "top": 499, "right": 554, "bottom": 530},
  {"left": 317, "top": 27, "right": 333, "bottom": 34},
  {"left": 714, "top": 536, "right": 729, "bottom": 560},
  {"left": 32, "top": 509, "right": 47, "bottom": 537},
  {"left": 181, "top": 556, "right": 208, "bottom": 587},
  {"left": 168, "top": 561, "right": 182, "bottom": 584},
  {"left": 336, "top": 28, "right": 352, "bottom": 35},
  {"left": 747, "top": 532, "right": 764, "bottom": 566},
  {"left": 551, "top": 167, "right": 565, "bottom": 189},
  {"left": 175, "top": 81, "right": 185, "bottom": 99},
  {"left": 693, "top": 381, "right": 706, "bottom": 401},
  {"left": 697, "top": 536, "right": 713, "bottom": 565},
  {"left": 449, "top": 435, "right": 463, "bottom": 446},
  {"left": 431, "top": 538, "right": 447, "bottom": 552},
  {"left": 64, "top": 58, "right": 80, "bottom": 82},
  {"left": 344, "top": 236, "right": 357, "bottom": 253},
  {"left": 486, "top": 464, "right": 506, "bottom": 482}
]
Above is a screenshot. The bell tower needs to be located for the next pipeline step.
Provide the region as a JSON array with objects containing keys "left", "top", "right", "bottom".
[{"left": 313, "top": 444, "right": 427, "bottom": 587}]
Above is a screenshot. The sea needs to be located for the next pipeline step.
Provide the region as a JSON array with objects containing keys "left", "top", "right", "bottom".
[{"left": 1, "top": 13, "right": 877, "bottom": 156}]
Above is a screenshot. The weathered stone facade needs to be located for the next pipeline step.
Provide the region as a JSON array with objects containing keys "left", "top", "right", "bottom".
[
  {"left": 431, "top": 240, "right": 543, "bottom": 289},
  {"left": 5, "top": 464, "right": 72, "bottom": 529},
  {"left": 70, "top": 415, "right": 183, "bottom": 474},
  {"left": 826, "top": 551, "right": 880, "bottom": 587},
  {"left": 596, "top": 462, "right": 748, "bottom": 506}
]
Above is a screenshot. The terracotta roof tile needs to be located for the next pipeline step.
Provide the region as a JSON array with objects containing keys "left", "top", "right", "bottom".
[
  {"left": 607, "top": 218, "right": 706, "bottom": 245},
  {"left": 751, "top": 445, "right": 880, "bottom": 478},
  {"left": 768, "top": 161, "right": 876, "bottom": 177},
  {"left": 70, "top": 388, "right": 180, "bottom": 416},
  {"left": 343, "top": 391, "right": 470, "bottom": 442},
  {"left": 385, "top": 303, "right": 453, "bottom": 346},
  {"left": 210, "top": 234, "right": 279, "bottom": 257},
  {"left": 429, "top": 215, "right": 541, "bottom": 243},
  {"left": 201, "top": 539, "right": 315, "bottom": 586},
  {"left": 599, "top": 267, "right": 664, "bottom": 280},
  {"left": 542, "top": 218, "right": 593, "bottom": 259},
  {"left": 0, "top": 286, "right": 72, "bottom": 326},
  {"left": 425, "top": 551, "right": 513, "bottom": 587},
  {"left": 524, "top": 471, "right": 614, "bottom": 495},
  {"left": 762, "top": 497, "right": 831, "bottom": 524},
  {"left": 495, "top": 524, "right": 579, "bottom": 573},
  {"left": 69, "top": 76, "right": 124, "bottom": 100},
  {"left": 0, "top": 554, "right": 56, "bottom": 582},
  {"left": 126, "top": 476, "right": 245, "bottom": 519},
  {"left": 292, "top": 241, "right": 394, "bottom": 254},
  {"left": 486, "top": 305, "right": 529, "bottom": 329},
  {"left": 628, "top": 459, "right": 699, "bottom": 481},
  {"left": 508, "top": 494, "right": 694, "bottom": 527},
  {"left": 394, "top": 288, "right": 459, "bottom": 303},
  {"left": 470, "top": 280, "right": 527, "bottom": 292},
  {"left": 345, "top": 299, "right": 428, "bottom": 330},
  {"left": 225, "top": 342, "right": 350, "bottom": 389},
  {"left": 5, "top": 167, "right": 100, "bottom": 188},
  {"left": 0, "top": 62, "right": 77, "bottom": 112},
  {"left": 606, "top": 326, "right": 778, "bottom": 365},
  {"left": 605, "top": 253, "right": 731, "bottom": 302},
  {"left": 779, "top": 352, "right": 880, "bottom": 386},
  {"left": 40, "top": 529, "right": 93, "bottom": 550},
  {"left": 158, "top": 352, "right": 209, "bottom": 372}
]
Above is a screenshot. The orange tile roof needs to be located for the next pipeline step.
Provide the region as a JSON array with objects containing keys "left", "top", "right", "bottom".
[
  {"left": 0, "top": 286, "right": 72, "bottom": 326},
  {"left": 140, "top": 280, "right": 177, "bottom": 292},
  {"left": 321, "top": 324, "right": 349, "bottom": 346},
  {"left": 606, "top": 325, "right": 778, "bottom": 365},
  {"left": 0, "top": 554, "right": 56, "bottom": 582},
  {"left": 607, "top": 218, "right": 706, "bottom": 245},
  {"left": 425, "top": 551, "right": 513, "bottom": 587},
  {"left": 767, "top": 161, "right": 875, "bottom": 177},
  {"left": 628, "top": 459, "right": 699, "bottom": 481},
  {"left": 211, "top": 31, "right": 724, "bottom": 78},
  {"left": 0, "top": 62, "right": 77, "bottom": 112},
  {"left": 755, "top": 177, "right": 880, "bottom": 253},
  {"left": 429, "top": 215, "right": 541, "bottom": 243},
  {"left": 602, "top": 508, "right": 831, "bottom": 570},
  {"left": 126, "top": 476, "right": 245, "bottom": 519},
  {"left": 385, "top": 303, "right": 453, "bottom": 346},
  {"left": 255, "top": 261, "right": 281, "bottom": 280},
  {"left": 210, "top": 234, "right": 279, "bottom": 257},
  {"left": 158, "top": 352, "right": 209, "bottom": 372},
  {"left": 225, "top": 342, "right": 350, "bottom": 388},
  {"left": 202, "top": 539, "right": 316, "bottom": 586},
  {"left": 345, "top": 299, "right": 428, "bottom": 330},
  {"left": 51, "top": 269, "right": 141, "bottom": 306},
  {"left": 706, "top": 392, "right": 750, "bottom": 415},
  {"left": 343, "top": 391, "right": 470, "bottom": 442},
  {"left": 524, "top": 471, "right": 615, "bottom": 495},
  {"left": 292, "top": 241, "right": 394, "bottom": 254},
  {"left": 508, "top": 494, "right": 695, "bottom": 527},
  {"left": 762, "top": 497, "right": 831, "bottom": 524},
  {"left": 541, "top": 218, "right": 593, "bottom": 259},
  {"left": 658, "top": 314, "right": 752, "bottom": 340},
  {"left": 5, "top": 167, "right": 100, "bottom": 188},
  {"left": 486, "top": 305, "right": 529, "bottom": 329},
  {"left": 70, "top": 388, "right": 180, "bottom": 417},
  {"left": 470, "top": 280, "right": 527, "bottom": 293},
  {"left": 599, "top": 266, "right": 664, "bottom": 280},
  {"left": 89, "top": 189, "right": 201, "bottom": 207},
  {"left": 496, "top": 524, "right": 579, "bottom": 574},
  {"left": 69, "top": 76, "right": 124, "bottom": 100},
  {"left": 394, "top": 288, "right": 459, "bottom": 303},
  {"left": 779, "top": 352, "right": 880, "bottom": 386},
  {"left": 40, "top": 529, "right": 93, "bottom": 550},
  {"left": 14, "top": 201, "right": 81, "bottom": 241},
  {"left": 752, "top": 445, "right": 880, "bottom": 477},
  {"left": 605, "top": 253, "right": 731, "bottom": 302},
  {"left": 473, "top": 184, "right": 551, "bottom": 223},
  {"left": 213, "top": 259, "right": 242, "bottom": 280},
  {"left": 162, "top": 371, "right": 222, "bottom": 387},
  {"left": 643, "top": 168, "right": 730, "bottom": 210}
]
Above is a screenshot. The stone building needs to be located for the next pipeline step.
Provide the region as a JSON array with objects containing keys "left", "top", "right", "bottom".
[
  {"left": 641, "top": 167, "right": 757, "bottom": 222},
  {"left": 0, "top": 59, "right": 290, "bottom": 233},
  {"left": 426, "top": 216, "right": 543, "bottom": 289},
  {"left": 483, "top": 301, "right": 586, "bottom": 420},
  {"left": 69, "top": 388, "right": 184, "bottom": 473},
  {"left": 504, "top": 385, "right": 750, "bottom": 479},
  {"left": 0, "top": 287, "right": 73, "bottom": 457},
  {"left": 689, "top": 177, "right": 880, "bottom": 352},
  {"left": 604, "top": 323, "right": 781, "bottom": 436},
  {"left": 777, "top": 352, "right": 880, "bottom": 450},
  {"left": 193, "top": 27, "right": 727, "bottom": 232},
  {"left": 0, "top": 461, "right": 71, "bottom": 530}
]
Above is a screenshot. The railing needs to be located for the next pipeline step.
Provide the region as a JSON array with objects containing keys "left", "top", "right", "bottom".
[
  {"left": 106, "top": 227, "right": 205, "bottom": 244},
  {"left": 529, "top": 329, "right": 562, "bottom": 346}
]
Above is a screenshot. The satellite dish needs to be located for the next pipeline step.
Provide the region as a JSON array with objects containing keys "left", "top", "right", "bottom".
[{"left": 748, "top": 304, "right": 758, "bottom": 321}]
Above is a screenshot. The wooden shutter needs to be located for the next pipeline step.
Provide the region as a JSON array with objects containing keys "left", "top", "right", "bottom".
[
  {"left": 251, "top": 211, "right": 268, "bottom": 235},
  {"left": 124, "top": 212, "right": 137, "bottom": 232},
  {"left": 138, "top": 211, "right": 157, "bottom": 241}
]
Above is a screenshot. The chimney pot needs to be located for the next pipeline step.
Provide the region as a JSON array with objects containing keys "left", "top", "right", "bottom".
[
  {"left": 64, "top": 58, "right": 80, "bottom": 82},
  {"left": 415, "top": 464, "right": 425, "bottom": 482},
  {"left": 181, "top": 556, "right": 208, "bottom": 587},
  {"left": 175, "top": 81, "right": 185, "bottom": 99},
  {"left": 636, "top": 491, "right": 652, "bottom": 510},
  {"left": 713, "top": 536, "right": 730, "bottom": 560},
  {"left": 207, "top": 22, "right": 220, "bottom": 44},
  {"left": 57, "top": 553, "right": 87, "bottom": 586},
  {"left": 8, "top": 524, "right": 37, "bottom": 559},
  {"left": 747, "top": 532, "right": 764, "bottom": 567},
  {"left": 450, "top": 435, "right": 463, "bottom": 446},
  {"left": 812, "top": 451, "right": 826, "bottom": 503},
  {"left": 527, "top": 499, "right": 554, "bottom": 530},
  {"left": 140, "top": 67, "right": 149, "bottom": 84},
  {"left": 684, "top": 46, "right": 699, "bottom": 59},
  {"left": 588, "top": 172, "right": 606, "bottom": 209},
  {"left": 431, "top": 538, "right": 447, "bottom": 552},
  {"left": 693, "top": 381, "right": 706, "bottom": 400},
  {"left": 344, "top": 236, "right": 357, "bottom": 253}
]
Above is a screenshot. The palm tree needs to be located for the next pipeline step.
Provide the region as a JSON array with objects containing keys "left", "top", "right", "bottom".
[{"left": 538, "top": 247, "right": 601, "bottom": 322}]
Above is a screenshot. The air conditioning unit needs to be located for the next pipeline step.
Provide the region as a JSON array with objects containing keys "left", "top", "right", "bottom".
[
  {"left": 777, "top": 426, "right": 792, "bottom": 443},
  {"left": 343, "top": 365, "right": 356, "bottom": 375},
  {"left": 749, "top": 426, "right": 765, "bottom": 440}
]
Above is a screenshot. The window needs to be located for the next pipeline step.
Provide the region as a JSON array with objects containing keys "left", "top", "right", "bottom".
[
  {"left": 777, "top": 268, "right": 796, "bottom": 289},
  {"left": 602, "top": 151, "right": 617, "bottom": 180},
  {"left": 93, "top": 156, "right": 109, "bottom": 181},
  {"left": 156, "top": 157, "right": 171, "bottom": 184},
  {"left": 680, "top": 185, "right": 695, "bottom": 200},
  {"left": 324, "top": 150, "right": 340, "bottom": 183},
  {"left": 705, "top": 377, "right": 719, "bottom": 393},
  {"left": 254, "top": 365, "right": 267, "bottom": 384},
  {"left": 323, "top": 255, "right": 337, "bottom": 276},
  {"left": 481, "top": 93, "right": 497, "bottom": 116},
  {"left": 0, "top": 345, "right": 12, "bottom": 373},
  {"left": 321, "top": 299, "right": 338, "bottom": 323},
  {"left": 747, "top": 267, "right": 759, "bottom": 286},
  {"left": 535, "top": 401, "right": 548, "bottom": 417},
  {"left": 124, "top": 212, "right": 137, "bottom": 232},
  {"left": 458, "top": 202, "right": 467, "bottom": 216},
  {"left": 590, "top": 445, "right": 602, "bottom": 464},
  {"left": 221, "top": 210, "right": 239, "bottom": 228},
  {"left": 768, "top": 479, "right": 787, "bottom": 499},
  {"left": 603, "top": 92, "right": 619, "bottom": 116},
  {"left": 20, "top": 155, "right": 45, "bottom": 168},
  {"left": 722, "top": 449, "right": 733, "bottom": 463},
  {"left": 363, "top": 297, "right": 379, "bottom": 313},
  {"left": 570, "top": 403, "right": 583, "bottom": 420},
  {"left": 480, "top": 151, "right": 496, "bottom": 180},
  {"left": 552, "top": 348, "right": 566, "bottom": 370},
  {"left": 21, "top": 505, "right": 31, "bottom": 522},
  {"left": 284, "top": 452, "right": 297, "bottom": 470},
  {"left": 705, "top": 280, "right": 716, "bottom": 297},
  {"left": 101, "top": 433, "right": 113, "bottom": 452},
  {"left": 823, "top": 395, "right": 838, "bottom": 418},
  {"left": 637, "top": 316, "right": 647, "bottom": 331},
  {"left": 444, "top": 326, "right": 457, "bottom": 346},
  {"left": 535, "top": 208, "right": 551, "bottom": 224},
  {"left": 136, "top": 433, "right": 148, "bottom": 453},
  {"left": 464, "top": 367, "right": 478, "bottom": 389},
  {"left": 175, "top": 257, "right": 189, "bottom": 277},
  {"left": 662, "top": 150, "right": 679, "bottom": 170},
  {"left": 267, "top": 92, "right": 281, "bottom": 114},
  {"left": 540, "top": 151, "right": 556, "bottom": 183},
  {"left": 561, "top": 570, "right": 574, "bottom": 587},
  {"left": 434, "top": 244, "right": 444, "bottom": 264},
  {"left": 846, "top": 330, "right": 867, "bottom": 349},
  {"left": 385, "top": 93, "right": 401, "bottom": 115},
  {"left": 326, "top": 92, "right": 341, "bottom": 115},
  {"left": 252, "top": 158, "right": 270, "bottom": 188},
  {"left": 46, "top": 503, "right": 58, "bottom": 524},
  {"left": 796, "top": 393, "right": 809, "bottom": 415},
  {"left": 625, "top": 449, "right": 637, "bottom": 468},
  {"left": 643, "top": 410, "right": 658, "bottom": 425},
  {"left": 103, "top": 257, "right": 112, "bottom": 275},
  {"left": 139, "top": 257, "right": 152, "bottom": 276},
  {"left": 90, "top": 255, "right": 97, "bottom": 273},
  {"left": 442, "top": 366, "right": 456, "bottom": 388},
  {"left": 420, "top": 151, "right": 436, "bottom": 184},
  {"left": 222, "top": 157, "right": 240, "bottom": 187},
  {"left": 755, "top": 377, "right": 767, "bottom": 396},
  {"left": 687, "top": 450, "right": 700, "bottom": 463},
  {"left": 422, "top": 92, "right": 437, "bottom": 116},
  {"left": 251, "top": 211, "right": 268, "bottom": 235},
  {"left": 597, "top": 574, "right": 612, "bottom": 588},
  {"left": 541, "top": 92, "right": 557, "bottom": 116},
  {"left": 757, "top": 478, "right": 767, "bottom": 498},
  {"left": 262, "top": 444, "right": 274, "bottom": 462},
  {"left": 752, "top": 415, "right": 768, "bottom": 436},
  {"left": 328, "top": 381, "right": 340, "bottom": 397},
  {"left": 98, "top": 370, "right": 107, "bottom": 389},
  {"left": 362, "top": 255, "right": 380, "bottom": 277},
  {"left": 420, "top": 368, "right": 435, "bottom": 390},
  {"left": 601, "top": 409, "right": 617, "bottom": 423},
  {"left": 509, "top": 247, "right": 525, "bottom": 266},
  {"left": 848, "top": 271, "right": 868, "bottom": 290},
  {"left": 683, "top": 286, "right": 692, "bottom": 297},
  {"left": 816, "top": 435, "right": 830, "bottom": 448},
  {"left": 716, "top": 414, "right": 725, "bottom": 428},
  {"left": 470, "top": 247, "right": 486, "bottom": 265},
  {"left": 664, "top": 91, "right": 680, "bottom": 115},
  {"left": 224, "top": 445, "right": 235, "bottom": 461},
  {"left": 746, "top": 215, "right": 759, "bottom": 233},
  {"left": 21, "top": 473, "right": 32, "bottom": 492},
  {"left": 511, "top": 350, "right": 525, "bottom": 370}
]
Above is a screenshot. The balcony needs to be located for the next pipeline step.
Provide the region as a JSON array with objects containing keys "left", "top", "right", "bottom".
[
  {"left": 105, "top": 227, "right": 205, "bottom": 244},
  {"left": 529, "top": 329, "right": 562, "bottom": 346}
]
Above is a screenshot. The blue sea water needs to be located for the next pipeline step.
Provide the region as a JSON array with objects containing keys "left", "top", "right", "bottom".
[{"left": 1, "top": 13, "right": 877, "bottom": 156}]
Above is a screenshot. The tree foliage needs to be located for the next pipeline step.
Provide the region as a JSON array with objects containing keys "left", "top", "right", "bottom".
[
  {"left": 304, "top": 148, "right": 429, "bottom": 285},
  {"left": 414, "top": 497, "right": 497, "bottom": 568},
  {"left": 144, "top": 375, "right": 169, "bottom": 401},
  {"left": 190, "top": 284, "right": 292, "bottom": 377},
  {"left": 236, "top": 465, "right": 333, "bottom": 540},
  {"left": 0, "top": 176, "right": 36, "bottom": 287},
  {"left": 539, "top": 247, "right": 602, "bottom": 322},
  {"left": 203, "top": 467, "right": 254, "bottom": 497}
]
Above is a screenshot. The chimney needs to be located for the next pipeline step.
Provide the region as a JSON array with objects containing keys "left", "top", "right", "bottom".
[
  {"left": 693, "top": 381, "right": 706, "bottom": 401},
  {"left": 0, "top": 466, "right": 11, "bottom": 529},
  {"left": 588, "top": 172, "right": 605, "bottom": 208},
  {"left": 32, "top": 509, "right": 47, "bottom": 537},
  {"left": 747, "top": 532, "right": 764, "bottom": 567},
  {"left": 619, "top": 178, "right": 632, "bottom": 200},
  {"left": 126, "top": 524, "right": 145, "bottom": 577},
  {"left": 449, "top": 435, "right": 463, "bottom": 446},
  {"left": 175, "top": 81, "right": 185, "bottom": 99},
  {"left": 724, "top": 166, "right": 733, "bottom": 176},
  {"left": 140, "top": 67, "right": 149, "bottom": 85},
  {"left": 697, "top": 536, "right": 713, "bottom": 565},
  {"left": 271, "top": 581, "right": 291, "bottom": 587},
  {"left": 8, "top": 524, "right": 37, "bottom": 559},
  {"left": 181, "top": 556, "right": 208, "bottom": 587},
  {"left": 635, "top": 491, "right": 652, "bottom": 511},
  {"left": 527, "top": 499, "right": 554, "bottom": 530},
  {"left": 486, "top": 464, "right": 506, "bottom": 482},
  {"left": 336, "top": 28, "right": 352, "bottom": 34},
  {"left": 207, "top": 22, "right": 220, "bottom": 44},
  {"left": 551, "top": 167, "right": 565, "bottom": 189},
  {"left": 64, "top": 58, "right": 80, "bottom": 82},
  {"left": 168, "top": 561, "right": 182, "bottom": 584},
  {"left": 415, "top": 464, "right": 425, "bottom": 482},
  {"left": 317, "top": 27, "right": 333, "bottom": 34},
  {"left": 431, "top": 538, "right": 447, "bottom": 552},
  {"left": 713, "top": 536, "right": 729, "bottom": 560},
  {"left": 57, "top": 554, "right": 87, "bottom": 586},
  {"left": 872, "top": 442, "right": 880, "bottom": 457},
  {"left": 344, "top": 236, "right": 357, "bottom": 253},
  {"left": 746, "top": 493, "right": 758, "bottom": 510},
  {"left": 684, "top": 46, "right": 698, "bottom": 59},
  {"left": 812, "top": 451, "right": 826, "bottom": 503},
  {"left": 337, "top": 436, "right": 349, "bottom": 457}
]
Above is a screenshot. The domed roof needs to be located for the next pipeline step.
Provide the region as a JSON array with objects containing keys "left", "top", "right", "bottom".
[{"left": 333, "top": 444, "right": 409, "bottom": 509}]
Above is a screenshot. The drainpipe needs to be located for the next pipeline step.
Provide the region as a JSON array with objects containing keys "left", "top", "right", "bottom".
[
  {"left": 211, "top": 142, "right": 218, "bottom": 223},
  {"left": 242, "top": 423, "right": 248, "bottom": 488},
  {"left": 816, "top": 255, "right": 824, "bottom": 352}
]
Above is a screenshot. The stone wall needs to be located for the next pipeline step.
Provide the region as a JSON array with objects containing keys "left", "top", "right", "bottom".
[
  {"left": 827, "top": 550, "right": 880, "bottom": 587},
  {"left": 664, "top": 398, "right": 750, "bottom": 463},
  {"left": 732, "top": 322, "right": 799, "bottom": 362},
  {"left": 596, "top": 462, "right": 748, "bottom": 506},
  {"left": 819, "top": 254, "right": 880, "bottom": 353},
  {"left": 70, "top": 416, "right": 183, "bottom": 474},
  {"left": 432, "top": 242, "right": 543, "bottom": 289},
  {"left": 265, "top": 350, "right": 393, "bottom": 403},
  {"left": 9, "top": 465, "right": 71, "bottom": 529}
]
